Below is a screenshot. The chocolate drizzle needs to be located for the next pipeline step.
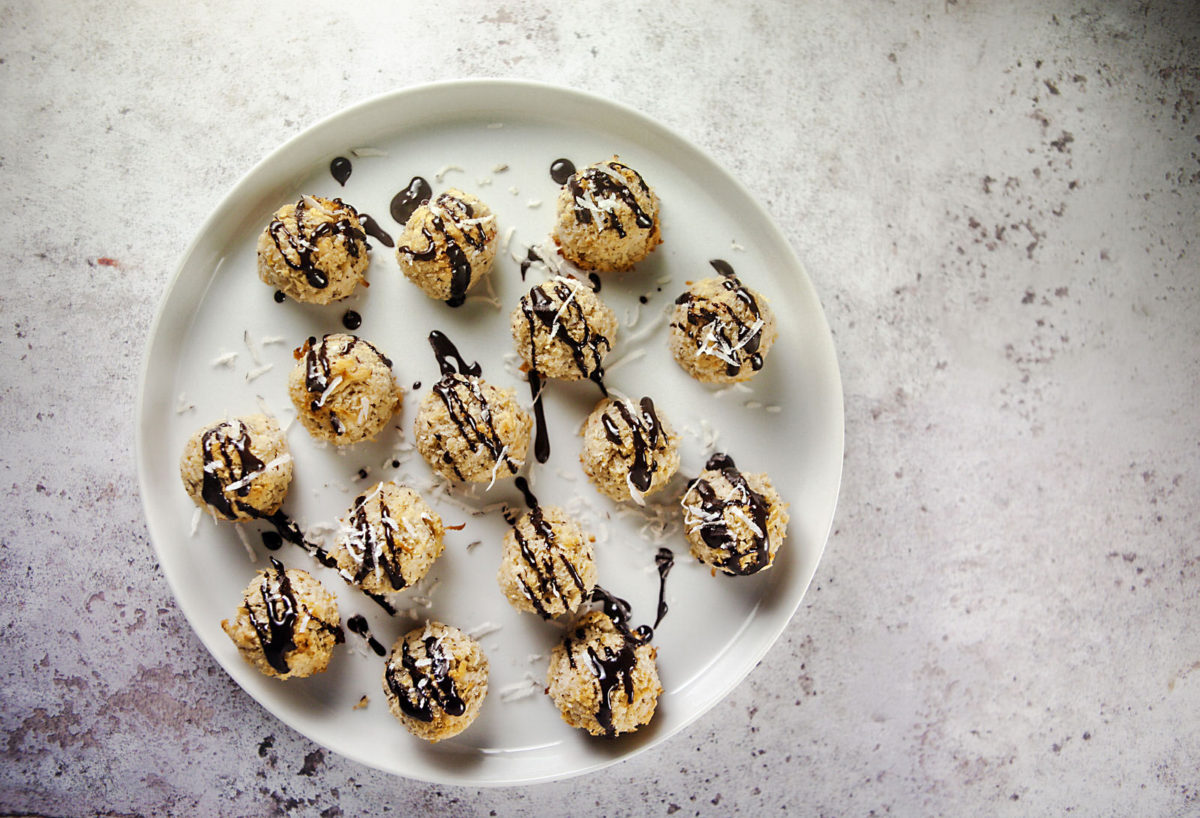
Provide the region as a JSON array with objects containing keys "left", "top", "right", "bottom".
[
  {"left": 390, "top": 176, "right": 432, "bottom": 225},
  {"left": 509, "top": 477, "right": 588, "bottom": 619},
  {"left": 568, "top": 160, "right": 654, "bottom": 238},
  {"left": 346, "top": 614, "right": 387, "bottom": 657},
  {"left": 550, "top": 158, "right": 576, "bottom": 185},
  {"left": 673, "top": 260, "right": 767, "bottom": 377},
  {"left": 519, "top": 247, "right": 542, "bottom": 281},
  {"left": 345, "top": 489, "right": 408, "bottom": 591},
  {"left": 199, "top": 420, "right": 267, "bottom": 520},
  {"left": 427, "top": 332, "right": 518, "bottom": 481},
  {"left": 528, "top": 371, "right": 550, "bottom": 464},
  {"left": 267, "top": 196, "right": 366, "bottom": 290},
  {"left": 385, "top": 634, "right": 467, "bottom": 722},
  {"left": 600, "top": 397, "right": 665, "bottom": 494},
  {"left": 330, "top": 156, "right": 352, "bottom": 187},
  {"left": 245, "top": 557, "right": 343, "bottom": 674},
  {"left": 341, "top": 310, "right": 362, "bottom": 331},
  {"left": 682, "top": 453, "right": 772, "bottom": 575},
  {"left": 654, "top": 548, "right": 674, "bottom": 628},
  {"left": 398, "top": 192, "right": 490, "bottom": 307},
  {"left": 358, "top": 213, "right": 394, "bottom": 248}
]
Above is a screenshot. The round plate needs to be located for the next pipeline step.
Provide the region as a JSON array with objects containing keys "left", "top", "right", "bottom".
[{"left": 136, "top": 79, "right": 843, "bottom": 785}]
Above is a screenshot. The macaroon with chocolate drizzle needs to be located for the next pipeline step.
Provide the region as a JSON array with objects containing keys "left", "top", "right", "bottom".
[
  {"left": 580, "top": 395, "right": 681, "bottom": 504},
  {"left": 287, "top": 333, "right": 403, "bottom": 446},
  {"left": 511, "top": 275, "right": 617, "bottom": 463},
  {"left": 382, "top": 621, "right": 489, "bottom": 742},
  {"left": 257, "top": 194, "right": 369, "bottom": 304},
  {"left": 669, "top": 259, "right": 779, "bottom": 384},
  {"left": 330, "top": 481, "right": 446, "bottom": 596},
  {"left": 179, "top": 414, "right": 293, "bottom": 523},
  {"left": 414, "top": 331, "right": 532, "bottom": 485},
  {"left": 221, "top": 558, "right": 344, "bottom": 680},
  {"left": 681, "top": 452, "right": 790, "bottom": 576},
  {"left": 552, "top": 156, "right": 661, "bottom": 272},
  {"left": 545, "top": 586, "right": 663, "bottom": 737},
  {"left": 396, "top": 188, "right": 498, "bottom": 307},
  {"left": 497, "top": 476, "right": 597, "bottom": 618}
]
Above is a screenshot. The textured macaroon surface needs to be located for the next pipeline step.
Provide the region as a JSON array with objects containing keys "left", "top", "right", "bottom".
[
  {"left": 179, "top": 413, "right": 292, "bottom": 522},
  {"left": 669, "top": 271, "right": 778, "bottom": 384},
  {"left": 331, "top": 482, "right": 445, "bottom": 595},
  {"left": 221, "top": 561, "right": 342, "bottom": 681},
  {"left": 396, "top": 188, "right": 497, "bottom": 306},
  {"left": 287, "top": 333, "right": 403, "bottom": 445},
  {"left": 580, "top": 396, "right": 680, "bottom": 503},
  {"left": 414, "top": 374, "right": 531, "bottom": 484},
  {"left": 545, "top": 610, "right": 662, "bottom": 737},
  {"left": 510, "top": 276, "right": 617, "bottom": 381},
  {"left": 681, "top": 453, "right": 790, "bottom": 576},
  {"left": 256, "top": 195, "right": 369, "bottom": 304},
  {"left": 381, "top": 622, "right": 489, "bottom": 743},
  {"left": 497, "top": 505, "right": 597, "bottom": 618},
  {"left": 552, "top": 157, "right": 661, "bottom": 272}
]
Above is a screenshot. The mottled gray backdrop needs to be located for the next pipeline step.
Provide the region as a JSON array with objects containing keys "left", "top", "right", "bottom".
[{"left": 2, "top": 1, "right": 1198, "bottom": 815}]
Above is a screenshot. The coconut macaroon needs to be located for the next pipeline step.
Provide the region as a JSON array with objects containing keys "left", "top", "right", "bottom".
[
  {"left": 580, "top": 396, "right": 680, "bottom": 504},
  {"left": 382, "top": 622, "right": 489, "bottom": 742},
  {"left": 546, "top": 609, "right": 662, "bottom": 737},
  {"left": 552, "top": 157, "right": 661, "bottom": 272},
  {"left": 414, "top": 373, "right": 532, "bottom": 485},
  {"left": 288, "top": 333, "right": 403, "bottom": 445},
  {"left": 498, "top": 505, "right": 597, "bottom": 619},
  {"left": 179, "top": 414, "right": 293, "bottom": 522},
  {"left": 510, "top": 276, "right": 617, "bottom": 383},
  {"left": 396, "top": 189, "right": 498, "bottom": 307},
  {"left": 681, "top": 453, "right": 790, "bottom": 576},
  {"left": 257, "top": 195, "right": 369, "bottom": 304},
  {"left": 330, "top": 482, "right": 445, "bottom": 595},
  {"left": 221, "top": 558, "right": 343, "bottom": 680},
  {"left": 669, "top": 260, "right": 778, "bottom": 383}
]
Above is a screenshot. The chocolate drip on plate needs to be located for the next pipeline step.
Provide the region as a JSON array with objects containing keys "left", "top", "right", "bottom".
[
  {"left": 550, "top": 158, "right": 576, "bottom": 185},
  {"left": 341, "top": 310, "right": 362, "bottom": 331},
  {"left": 358, "top": 212, "right": 394, "bottom": 248},
  {"left": 654, "top": 548, "right": 674, "bottom": 628},
  {"left": 519, "top": 247, "right": 541, "bottom": 281},
  {"left": 528, "top": 370, "right": 550, "bottom": 464},
  {"left": 390, "top": 176, "right": 432, "bottom": 225},
  {"left": 346, "top": 614, "right": 387, "bottom": 657},
  {"left": 385, "top": 635, "right": 467, "bottom": 722},
  {"left": 330, "top": 156, "right": 352, "bottom": 187},
  {"left": 267, "top": 196, "right": 366, "bottom": 290}
]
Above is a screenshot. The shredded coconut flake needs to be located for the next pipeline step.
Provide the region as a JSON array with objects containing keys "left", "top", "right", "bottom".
[
  {"left": 765, "top": 405, "right": 782, "bottom": 414},
  {"left": 243, "top": 330, "right": 262, "bottom": 366},
  {"left": 212, "top": 352, "right": 238, "bottom": 368},
  {"left": 234, "top": 525, "right": 258, "bottom": 562},
  {"left": 744, "top": 400, "right": 763, "bottom": 410},
  {"left": 468, "top": 622, "right": 502, "bottom": 639},
  {"left": 526, "top": 199, "right": 542, "bottom": 209},
  {"left": 498, "top": 674, "right": 542, "bottom": 702},
  {"left": 351, "top": 146, "right": 388, "bottom": 157},
  {"left": 502, "top": 226, "right": 516, "bottom": 253},
  {"left": 604, "top": 348, "right": 646, "bottom": 374},
  {"left": 261, "top": 335, "right": 286, "bottom": 346},
  {"left": 508, "top": 185, "right": 520, "bottom": 196},
  {"left": 731, "top": 239, "right": 745, "bottom": 251},
  {"left": 434, "top": 164, "right": 464, "bottom": 182},
  {"left": 493, "top": 163, "right": 509, "bottom": 173},
  {"left": 176, "top": 394, "right": 195, "bottom": 415},
  {"left": 477, "top": 176, "right": 493, "bottom": 186},
  {"left": 245, "top": 363, "right": 273, "bottom": 382},
  {"left": 190, "top": 507, "right": 201, "bottom": 537}
]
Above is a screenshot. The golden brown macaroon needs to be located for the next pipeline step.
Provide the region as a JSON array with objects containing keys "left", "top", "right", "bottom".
[
  {"left": 552, "top": 157, "right": 661, "bottom": 272},
  {"left": 331, "top": 482, "right": 445, "bottom": 595},
  {"left": 414, "top": 373, "right": 531, "bottom": 485},
  {"left": 382, "top": 622, "right": 489, "bottom": 742},
  {"left": 497, "top": 505, "right": 597, "bottom": 618},
  {"left": 257, "top": 195, "right": 369, "bottom": 304},
  {"left": 580, "top": 396, "right": 680, "bottom": 504},
  {"left": 288, "top": 333, "right": 403, "bottom": 445},
  {"left": 510, "top": 276, "right": 617, "bottom": 382},
  {"left": 179, "top": 414, "right": 292, "bottom": 522},
  {"left": 680, "top": 453, "right": 790, "bottom": 576},
  {"left": 396, "top": 189, "right": 498, "bottom": 306},
  {"left": 221, "top": 558, "right": 342, "bottom": 680}
]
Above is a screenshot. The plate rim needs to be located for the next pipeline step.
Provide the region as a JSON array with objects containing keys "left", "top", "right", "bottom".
[{"left": 135, "top": 77, "right": 845, "bottom": 786}]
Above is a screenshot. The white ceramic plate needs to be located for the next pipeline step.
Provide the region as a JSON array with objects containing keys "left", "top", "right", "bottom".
[{"left": 136, "top": 79, "right": 843, "bottom": 785}]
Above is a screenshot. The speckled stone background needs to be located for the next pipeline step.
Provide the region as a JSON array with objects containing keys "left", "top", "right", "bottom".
[{"left": 3, "top": 1, "right": 1198, "bottom": 815}]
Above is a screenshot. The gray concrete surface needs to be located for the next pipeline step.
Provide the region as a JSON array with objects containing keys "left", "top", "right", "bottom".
[{"left": 3, "top": 0, "right": 1198, "bottom": 814}]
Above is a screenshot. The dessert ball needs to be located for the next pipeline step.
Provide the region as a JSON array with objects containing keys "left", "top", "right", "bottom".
[
  {"left": 414, "top": 374, "right": 531, "bottom": 484},
  {"left": 580, "top": 396, "right": 680, "bottom": 503},
  {"left": 670, "top": 261, "right": 778, "bottom": 383},
  {"left": 382, "top": 622, "right": 489, "bottom": 742},
  {"left": 510, "top": 276, "right": 617, "bottom": 382},
  {"left": 552, "top": 157, "right": 661, "bottom": 272},
  {"left": 331, "top": 482, "right": 445, "bottom": 595},
  {"left": 221, "top": 558, "right": 342, "bottom": 680},
  {"left": 288, "top": 333, "right": 402, "bottom": 445},
  {"left": 546, "top": 609, "right": 662, "bottom": 737},
  {"left": 396, "top": 189, "right": 497, "bottom": 307},
  {"left": 257, "top": 195, "right": 369, "bottom": 304},
  {"left": 180, "top": 414, "right": 292, "bottom": 522},
  {"left": 681, "top": 453, "right": 790, "bottom": 576},
  {"left": 497, "top": 505, "right": 597, "bottom": 619}
]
